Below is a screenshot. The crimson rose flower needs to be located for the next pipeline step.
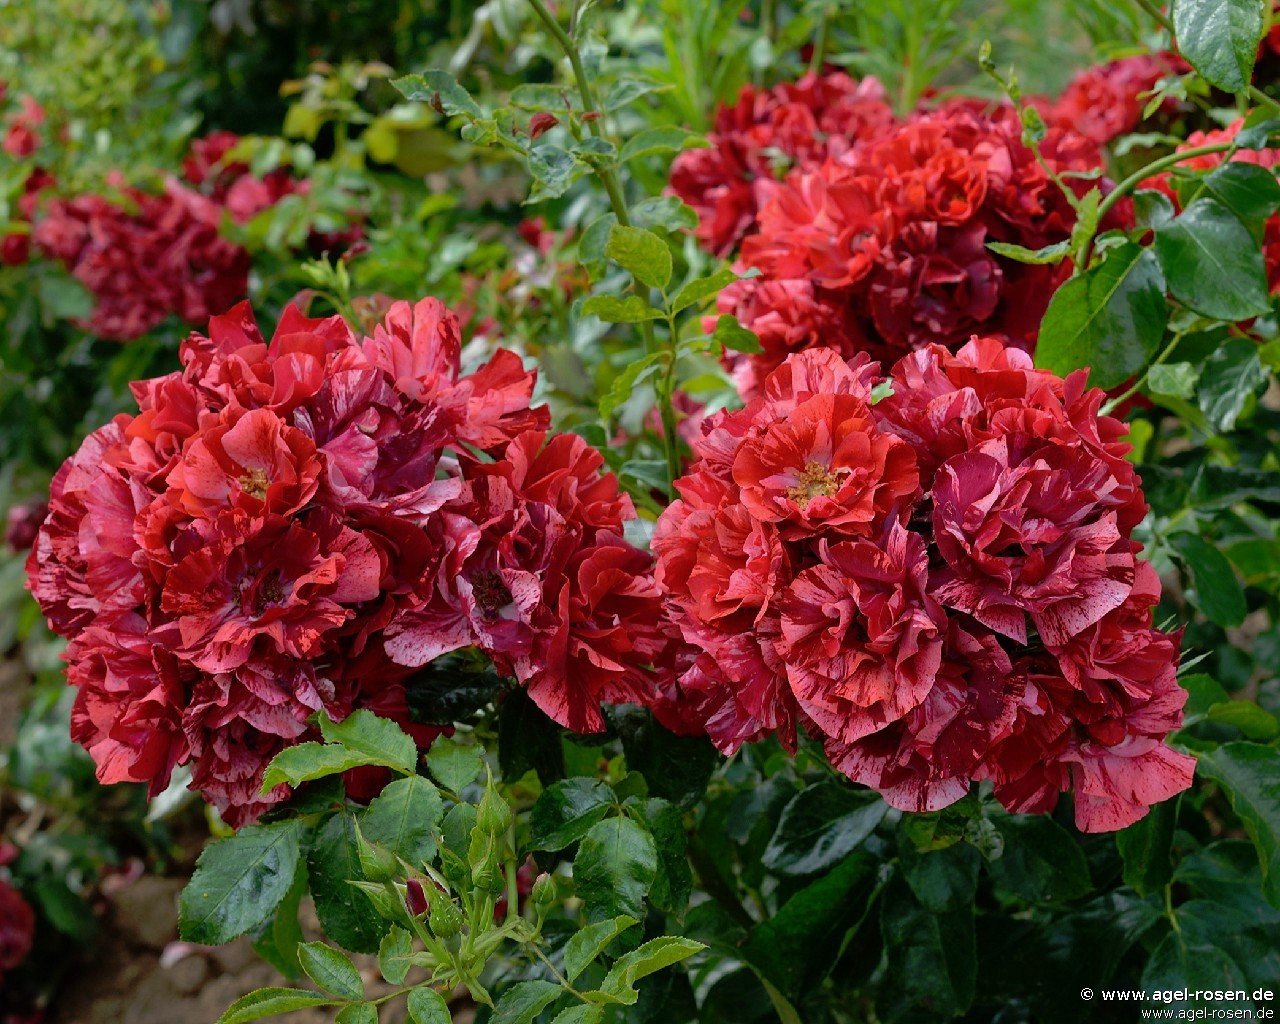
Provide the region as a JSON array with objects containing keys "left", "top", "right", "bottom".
[
  {"left": 655, "top": 342, "right": 1190, "bottom": 832},
  {"left": 29, "top": 297, "right": 661, "bottom": 823}
]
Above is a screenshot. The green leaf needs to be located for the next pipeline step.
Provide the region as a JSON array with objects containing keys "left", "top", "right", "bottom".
[
  {"left": 1171, "top": 0, "right": 1265, "bottom": 92},
  {"left": 1146, "top": 361, "right": 1199, "bottom": 399},
  {"left": 426, "top": 736, "right": 483, "bottom": 793},
  {"left": 669, "top": 268, "right": 741, "bottom": 314},
  {"left": 1207, "top": 700, "right": 1280, "bottom": 740},
  {"left": 598, "top": 936, "right": 705, "bottom": 1005},
  {"left": 498, "top": 688, "right": 566, "bottom": 785},
  {"left": 579, "top": 214, "right": 617, "bottom": 280},
  {"left": 179, "top": 820, "right": 304, "bottom": 945},
  {"left": 742, "top": 852, "right": 880, "bottom": 1002},
  {"left": 335, "top": 1005, "right": 377, "bottom": 1024},
  {"left": 1191, "top": 162, "right": 1280, "bottom": 234},
  {"left": 620, "top": 126, "right": 703, "bottom": 162},
  {"left": 308, "top": 812, "right": 388, "bottom": 954},
  {"left": 876, "top": 875, "right": 975, "bottom": 1023},
  {"left": 762, "top": 782, "right": 886, "bottom": 876},
  {"left": 712, "top": 314, "right": 763, "bottom": 354},
  {"left": 574, "top": 816, "right": 658, "bottom": 921},
  {"left": 215, "top": 988, "right": 336, "bottom": 1024},
  {"left": 563, "top": 915, "right": 638, "bottom": 983},
  {"left": 606, "top": 225, "right": 672, "bottom": 291},
  {"left": 1141, "top": 931, "right": 1252, "bottom": 1013},
  {"left": 252, "top": 864, "right": 306, "bottom": 979},
  {"left": 528, "top": 145, "right": 582, "bottom": 202},
  {"left": 1197, "top": 742, "right": 1280, "bottom": 905},
  {"left": 1117, "top": 797, "right": 1179, "bottom": 896},
  {"left": 1197, "top": 335, "right": 1265, "bottom": 432},
  {"left": 393, "top": 71, "right": 483, "bottom": 118},
  {"left": 361, "top": 775, "right": 443, "bottom": 867},
  {"left": 631, "top": 196, "right": 698, "bottom": 232},
  {"left": 900, "top": 842, "right": 981, "bottom": 912},
  {"left": 599, "top": 352, "right": 664, "bottom": 421},
  {"left": 406, "top": 988, "right": 452, "bottom": 1024},
  {"left": 986, "top": 815, "right": 1092, "bottom": 903},
  {"left": 1154, "top": 198, "right": 1271, "bottom": 320},
  {"left": 492, "top": 980, "right": 563, "bottom": 1024},
  {"left": 986, "top": 239, "right": 1070, "bottom": 265},
  {"left": 1181, "top": 673, "right": 1232, "bottom": 724},
  {"left": 1035, "top": 242, "right": 1167, "bottom": 389},
  {"left": 378, "top": 926, "right": 413, "bottom": 985},
  {"left": 627, "top": 798, "right": 692, "bottom": 913},
  {"left": 259, "top": 743, "right": 371, "bottom": 793},
  {"left": 531, "top": 778, "right": 615, "bottom": 851},
  {"left": 610, "top": 706, "right": 718, "bottom": 810},
  {"left": 1168, "top": 532, "right": 1247, "bottom": 627},
  {"left": 550, "top": 1007, "right": 603, "bottom": 1024},
  {"left": 318, "top": 711, "right": 417, "bottom": 775},
  {"left": 581, "top": 295, "right": 663, "bottom": 323},
  {"left": 297, "top": 942, "right": 363, "bottom": 1000}
]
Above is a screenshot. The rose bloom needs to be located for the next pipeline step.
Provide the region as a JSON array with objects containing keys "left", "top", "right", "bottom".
[
  {"left": 654, "top": 342, "right": 1190, "bottom": 832},
  {"left": 29, "top": 297, "right": 662, "bottom": 823},
  {"left": 682, "top": 83, "right": 1120, "bottom": 397},
  {"left": 1048, "top": 52, "right": 1188, "bottom": 145}
]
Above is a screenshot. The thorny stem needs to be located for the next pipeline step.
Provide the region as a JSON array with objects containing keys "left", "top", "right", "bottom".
[
  {"left": 525, "top": 0, "right": 680, "bottom": 496},
  {"left": 1075, "top": 141, "right": 1237, "bottom": 270}
]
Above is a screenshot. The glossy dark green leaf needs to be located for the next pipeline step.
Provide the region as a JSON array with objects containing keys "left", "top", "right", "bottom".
[
  {"left": 1116, "top": 796, "right": 1178, "bottom": 896},
  {"left": 214, "top": 987, "right": 336, "bottom": 1024},
  {"left": 1035, "top": 242, "right": 1167, "bottom": 389},
  {"left": 530, "top": 778, "right": 615, "bottom": 850},
  {"left": 573, "top": 816, "right": 658, "bottom": 921},
  {"left": 406, "top": 988, "right": 452, "bottom": 1024},
  {"left": 900, "top": 842, "right": 981, "bottom": 912},
  {"left": 1141, "top": 931, "right": 1251, "bottom": 1013},
  {"left": 1171, "top": 0, "right": 1265, "bottom": 92},
  {"left": 762, "top": 782, "right": 886, "bottom": 876},
  {"left": 628, "top": 797, "right": 692, "bottom": 913},
  {"left": 610, "top": 706, "right": 718, "bottom": 810},
  {"left": 1197, "top": 336, "right": 1265, "bottom": 432},
  {"left": 563, "top": 915, "right": 638, "bottom": 983},
  {"left": 297, "top": 942, "right": 363, "bottom": 1000},
  {"left": 492, "top": 980, "right": 563, "bottom": 1024},
  {"left": 1190, "top": 162, "right": 1280, "bottom": 235},
  {"left": 876, "top": 875, "right": 976, "bottom": 1023},
  {"left": 308, "top": 812, "right": 388, "bottom": 953},
  {"left": 1207, "top": 700, "right": 1280, "bottom": 740},
  {"left": 361, "top": 775, "right": 443, "bottom": 867},
  {"left": 742, "top": 852, "right": 880, "bottom": 1002},
  {"left": 1154, "top": 198, "right": 1271, "bottom": 320},
  {"left": 179, "top": 820, "right": 305, "bottom": 945},
  {"left": 986, "top": 815, "right": 1092, "bottom": 903},
  {"left": 1168, "top": 532, "right": 1247, "bottom": 627},
  {"left": 1197, "top": 742, "right": 1280, "bottom": 905},
  {"left": 497, "top": 688, "right": 565, "bottom": 785}
]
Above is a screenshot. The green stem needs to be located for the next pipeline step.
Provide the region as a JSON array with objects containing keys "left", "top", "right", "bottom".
[
  {"left": 1076, "top": 141, "right": 1237, "bottom": 270},
  {"left": 686, "top": 833, "right": 755, "bottom": 932}
]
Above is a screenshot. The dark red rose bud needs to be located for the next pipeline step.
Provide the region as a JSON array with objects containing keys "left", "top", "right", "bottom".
[
  {"left": 6, "top": 501, "right": 46, "bottom": 552},
  {"left": 406, "top": 878, "right": 428, "bottom": 917}
]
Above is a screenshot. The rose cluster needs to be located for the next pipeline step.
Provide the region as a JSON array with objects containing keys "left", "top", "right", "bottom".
[
  {"left": 1045, "top": 52, "right": 1187, "bottom": 145},
  {"left": 671, "top": 74, "right": 1124, "bottom": 397},
  {"left": 27, "top": 297, "right": 661, "bottom": 823},
  {"left": 34, "top": 181, "right": 251, "bottom": 342},
  {"left": 652, "top": 341, "right": 1193, "bottom": 832}
]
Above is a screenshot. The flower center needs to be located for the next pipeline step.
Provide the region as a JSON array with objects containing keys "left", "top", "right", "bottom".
[
  {"left": 787, "top": 461, "right": 842, "bottom": 508},
  {"left": 471, "top": 570, "right": 513, "bottom": 614},
  {"left": 238, "top": 467, "right": 270, "bottom": 500}
]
